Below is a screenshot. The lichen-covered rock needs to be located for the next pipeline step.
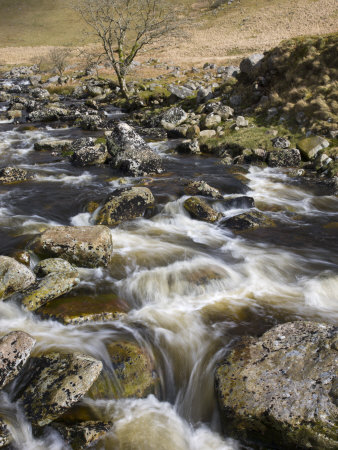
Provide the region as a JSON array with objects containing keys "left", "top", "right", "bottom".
[
  {"left": 96, "top": 187, "right": 155, "bottom": 226},
  {"left": 79, "top": 114, "right": 104, "bottom": 131},
  {"left": 28, "top": 107, "right": 72, "bottom": 122},
  {"left": 0, "top": 331, "right": 36, "bottom": 389},
  {"left": 53, "top": 421, "right": 112, "bottom": 450},
  {"left": 31, "top": 87, "right": 50, "bottom": 100},
  {"left": 20, "top": 353, "right": 103, "bottom": 426},
  {"left": 0, "top": 419, "right": 10, "bottom": 448},
  {"left": 107, "top": 122, "right": 163, "bottom": 176},
  {"left": 70, "top": 144, "right": 108, "bottom": 167},
  {"left": 220, "top": 210, "right": 273, "bottom": 230},
  {"left": 0, "top": 166, "right": 29, "bottom": 184},
  {"left": 34, "top": 139, "right": 72, "bottom": 152},
  {"left": 271, "top": 137, "right": 291, "bottom": 149},
  {"left": 89, "top": 341, "right": 158, "bottom": 399},
  {"left": 33, "top": 226, "right": 113, "bottom": 268},
  {"left": 160, "top": 107, "right": 188, "bottom": 131},
  {"left": 167, "top": 85, "right": 194, "bottom": 101},
  {"left": 297, "top": 136, "right": 330, "bottom": 160},
  {"left": 267, "top": 148, "right": 301, "bottom": 167},
  {"left": 37, "top": 293, "right": 129, "bottom": 325},
  {"left": 204, "top": 103, "right": 234, "bottom": 119},
  {"left": 0, "top": 256, "right": 36, "bottom": 300},
  {"left": 222, "top": 196, "right": 255, "bottom": 209},
  {"left": 34, "top": 258, "right": 77, "bottom": 277},
  {"left": 184, "top": 197, "right": 221, "bottom": 223},
  {"left": 184, "top": 181, "right": 223, "bottom": 199},
  {"left": 215, "top": 321, "right": 338, "bottom": 449},
  {"left": 21, "top": 271, "right": 79, "bottom": 311}
]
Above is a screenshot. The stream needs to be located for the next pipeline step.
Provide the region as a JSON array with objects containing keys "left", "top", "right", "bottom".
[{"left": 0, "top": 78, "right": 337, "bottom": 449}]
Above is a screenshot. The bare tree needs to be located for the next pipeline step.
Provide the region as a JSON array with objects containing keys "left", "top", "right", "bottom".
[
  {"left": 73, "top": 0, "right": 181, "bottom": 98},
  {"left": 49, "top": 47, "right": 72, "bottom": 79}
]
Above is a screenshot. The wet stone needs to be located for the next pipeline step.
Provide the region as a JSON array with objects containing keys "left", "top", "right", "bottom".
[
  {"left": 0, "top": 419, "right": 10, "bottom": 448},
  {"left": 37, "top": 293, "right": 129, "bottom": 325},
  {"left": 184, "top": 180, "right": 223, "bottom": 199},
  {"left": 34, "top": 258, "right": 78, "bottom": 277},
  {"left": 20, "top": 352, "right": 103, "bottom": 427},
  {"left": 34, "top": 139, "right": 72, "bottom": 152},
  {"left": 0, "top": 256, "right": 36, "bottom": 300},
  {"left": 184, "top": 197, "right": 222, "bottom": 223},
  {"left": 70, "top": 144, "right": 108, "bottom": 167},
  {"left": 220, "top": 210, "right": 273, "bottom": 230},
  {"left": 222, "top": 196, "right": 255, "bottom": 209},
  {"left": 0, "top": 166, "right": 30, "bottom": 185},
  {"left": 53, "top": 421, "right": 113, "bottom": 450},
  {"left": 0, "top": 331, "right": 36, "bottom": 390}
]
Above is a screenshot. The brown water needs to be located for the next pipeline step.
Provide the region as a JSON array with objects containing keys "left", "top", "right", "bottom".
[{"left": 0, "top": 79, "right": 337, "bottom": 449}]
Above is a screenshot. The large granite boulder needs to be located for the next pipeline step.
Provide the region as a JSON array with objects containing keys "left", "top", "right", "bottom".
[
  {"left": 184, "top": 197, "right": 221, "bottom": 223},
  {"left": 96, "top": 187, "right": 155, "bottom": 226},
  {"left": 20, "top": 353, "right": 103, "bottom": 426},
  {"left": 0, "top": 256, "right": 36, "bottom": 300},
  {"left": 70, "top": 144, "right": 108, "bottom": 167},
  {"left": 0, "top": 331, "right": 36, "bottom": 389},
  {"left": 107, "top": 122, "right": 163, "bottom": 176},
  {"left": 297, "top": 136, "right": 330, "bottom": 160},
  {"left": 160, "top": 107, "right": 188, "bottom": 130},
  {"left": 215, "top": 321, "right": 338, "bottom": 449},
  {"left": 267, "top": 148, "right": 301, "bottom": 167},
  {"left": 32, "top": 226, "right": 113, "bottom": 268}
]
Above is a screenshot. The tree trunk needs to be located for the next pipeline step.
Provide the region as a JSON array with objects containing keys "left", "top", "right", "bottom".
[{"left": 116, "top": 72, "right": 129, "bottom": 99}]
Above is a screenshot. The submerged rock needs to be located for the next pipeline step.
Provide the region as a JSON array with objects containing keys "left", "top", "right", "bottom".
[
  {"left": 107, "top": 122, "right": 163, "bottom": 176},
  {"left": 20, "top": 353, "right": 102, "bottom": 426},
  {"left": 184, "top": 180, "right": 223, "bottom": 199},
  {"left": 0, "top": 166, "right": 29, "bottom": 184},
  {"left": 184, "top": 197, "right": 221, "bottom": 223},
  {"left": 221, "top": 210, "right": 273, "bottom": 231},
  {"left": 0, "top": 419, "right": 10, "bottom": 448},
  {"left": 70, "top": 144, "right": 108, "bottom": 167},
  {"left": 53, "top": 421, "right": 112, "bottom": 450},
  {"left": 0, "top": 331, "right": 36, "bottom": 390},
  {"left": 33, "top": 226, "right": 113, "bottom": 268},
  {"left": 96, "top": 187, "right": 155, "bottom": 226},
  {"left": 215, "top": 321, "right": 338, "bottom": 449},
  {"left": 0, "top": 256, "right": 36, "bottom": 300},
  {"left": 37, "top": 293, "right": 129, "bottom": 325}
]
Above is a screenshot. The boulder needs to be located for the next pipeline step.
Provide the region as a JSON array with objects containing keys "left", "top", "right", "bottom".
[
  {"left": 53, "top": 421, "right": 112, "bottom": 450},
  {"left": 222, "top": 196, "right": 255, "bottom": 209},
  {"left": 89, "top": 341, "right": 158, "bottom": 399},
  {"left": 34, "top": 139, "right": 72, "bottom": 152},
  {"left": 204, "top": 102, "right": 234, "bottom": 119},
  {"left": 200, "top": 129, "right": 216, "bottom": 139},
  {"left": 267, "top": 148, "right": 301, "bottom": 167},
  {"left": 96, "top": 187, "right": 155, "bottom": 226},
  {"left": 160, "top": 107, "right": 188, "bottom": 131},
  {"left": 29, "top": 75, "right": 42, "bottom": 87},
  {"left": 0, "top": 331, "right": 36, "bottom": 389},
  {"left": 215, "top": 321, "right": 338, "bottom": 449},
  {"left": 203, "top": 113, "right": 221, "bottom": 129},
  {"left": 184, "top": 180, "right": 223, "bottom": 199},
  {"left": 79, "top": 114, "right": 104, "bottom": 131},
  {"left": 220, "top": 210, "right": 273, "bottom": 230},
  {"left": 34, "top": 258, "right": 77, "bottom": 277},
  {"left": 107, "top": 122, "right": 163, "bottom": 176},
  {"left": 33, "top": 226, "right": 113, "bottom": 268},
  {"left": 70, "top": 144, "right": 108, "bottom": 167},
  {"left": 297, "top": 136, "right": 330, "bottom": 160},
  {"left": 176, "top": 139, "right": 200, "bottom": 155},
  {"left": 28, "top": 106, "right": 71, "bottom": 122},
  {"left": 0, "top": 166, "right": 29, "bottom": 184},
  {"left": 20, "top": 353, "right": 102, "bottom": 426},
  {"left": 0, "top": 256, "right": 36, "bottom": 300},
  {"left": 236, "top": 116, "right": 248, "bottom": 127},
  {"left": 21, "top": 271, "right": 79, "bottom": 311},
  {"left": 0, "top": 419, "right": 10, "bottom": 448},
  {"left": 240, "top": 53, "right": 264, "bottom": 78},
  {"left": 168, "top": 85, "right": 194, "bottom": 100},
  {"left": 37, "top": 293, "right": 129, "bottom": 325},
  {"left": 197, "top": 86, "right": 213, "bottom": 104},
  {"left": 184, "top": 197, "right": 221, "bottom": 223},
  {"left": 31, "top": 88, "right": 50, "bottom": 100},
  {"left": 271, "top": 137, "right": 291, "bottom": 149}
]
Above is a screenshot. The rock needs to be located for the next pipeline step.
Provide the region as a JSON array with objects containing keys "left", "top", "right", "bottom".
[
  {"left": 20, "top": 353, "right": 103, "bottom": 426},
  {"left": 71, "top": 137, "right": 96, "bottom": 152},
  {"left": 73, "top": 85, "right": 88, "bottom": 99},
  {"left": 0, "top": 166, "right": 29, "bottom": 184},
  {"left": 87, "top": 85, "right": 103, "bottom": 97},
  {"left": 53, "top": 421, "right": 112, "bottom": 450},
  {"left": 160, "top": 107, "right": 188, "bottom": 131},
  {"left": 222, "top": 196, "right": 255, "bottom": 209},
  {"left": 0, "top": 331, "right": 36, "bottom": 390},
  {"left": 168, "top": 85, "right": 194, "bottom": 100},
  {"left": 184, "top": 197, "right": 221, "bottom": 223},
  {"left": 29, "top": 75, "right": 41, "bottom": 87},
  {"left": 34, "top": 139, "right": 72, "bottom": 152},
  {"left": 240, "top": 53, "right": 264, "bottom": 78},
  {"left": 220, "top": 210, "right": 273, "bottom": 230},
  {"left": 197, "top": 86, "right": 213, "bottom": 104},
  {"left": 31, "top": 88, "right": 50, "bottom": 100},
  {"left": 70, "top": 144, "right": 108, "bottom": 167},
  {"left": 184, "top": 180, "right": 223, "bottom": 199},
  {"left": 79, "top": 114, "right": 104, "bottom": 131},
  {"left": 28, "top": 106, "right": 71, "bottom": 122},
  {"left": 33, "top": 226, "right": 113, "bottom": 268},
  {"left": 215, "top": 321, "right": 338, "bottom": 449},
  {"left": 176, "top": 139, "right": 200, "bottom": 155},
  {"left": 267, "top": 148, "right": 301, "bottom": 167},
  {"left": 12, "top": 251, "right": 31, "bottom": 266},
  {"left": 0, "top": 256, "right": 36, "bottom": 300},
  {"left": 223, "top": 65, "right": 240, "bottom": 78},
  {"left": 297, "top": 136, "right": 330, "bottom": 160},
  {"left": 0, "top": 92, "right": 10, "bottom": 102},
  {"left": 37, "top": 293, "right": 129, "bottom": 325},
  {"left": 107, "top": 122, "right": 163, "bottom": 176},
  {"left": 314, "top": 153, "right": 333, "bottom": 172},
  {"left": 203, "top": 113, "right": 221, "bottom": 129},
  {"left": 96, "top": 187, "right": 154, "bottom": 226},
  {"left": 0, "top": 419, "right": 10, "bottom": 448},
  {"left": 34, "top": 258, "right": 77, "bottom": 277},
  {"left": 204, "top": 103, "right": 234, "bottom": 119},
  {"left": 89, "top": 341, "right": 158, "bottom": 399},
  {"left": 7, "top": 109, "right": 22, "bottom": 119},
  {"left": 186, "top": 125, "right": 200, "bottom": 139},
  {"left": 235, "top": 116, "right": 248, "bottom": 127},
  {"left": 21, "top": 271, "right": 79, "bottom": 311},
  {"left": 271, "top": 136, "right": 291, "bottom": 149},
  {"left": 200, "top": 129, "right": 216, "bottom": 139}
]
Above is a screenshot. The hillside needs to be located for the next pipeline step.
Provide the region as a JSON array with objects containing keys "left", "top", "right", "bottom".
[{"left": 0, "top": 0, "right": 337, "bottom": 66}]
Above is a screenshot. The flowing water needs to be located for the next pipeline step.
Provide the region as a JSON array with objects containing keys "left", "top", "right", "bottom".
[{"left": 0, "top": 79, "right": 337, "bottom": 449}]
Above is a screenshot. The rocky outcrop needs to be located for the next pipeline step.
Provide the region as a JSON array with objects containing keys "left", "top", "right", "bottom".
[
  {"left": 96, "top": 187, "right": 155, "bottom": 226},
  {"left": 33, "top": 226, "right": 113, "bottom": 268},
  {"left": 215, "top": 321, "right": 338, "bottom": 449},
  {"left": 20, "top": 353, "right": 102, "bottom": 426},
  {"left": 267, "top": 148, "right": 301, "bottom": 167},
  {"left": 0, "top": 331, "right": 36, "bottom": 389},
  {"left": 70, "top": 144, "right": 108, "bottom": 167},
  {"left": 184, "top": 180, "right": 223, "bottom": 199},
  {"left": 107, "top": 122, "right": 163, "bottom": 176},
  {"left": 221, "top": 210, "right": 273, "bottom": 230},
  {"left": 0, "top": 167, "right": 30, "bottom": 184},
  {"left": 184, "top": 197, "right": 221, "bottom": 223},
  {"left": 53, "top": 421, "right": 112, "bottom": 450},
  {"left": 0, "top": 256, "right": 36, "bottom": 300}
]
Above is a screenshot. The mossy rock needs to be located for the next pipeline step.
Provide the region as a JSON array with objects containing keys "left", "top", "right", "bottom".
[
  {"left": 89, "top": 341, "right": 159, "bottom": 400},
  {"left": 297, "top": 136, "right": 330, "bottom": 160},
  {"left": 37, "top": 293, "right": 129, "bottom": 325},
  {"left": 183, "top": 197, "right": 221, "bottom": 223}
]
